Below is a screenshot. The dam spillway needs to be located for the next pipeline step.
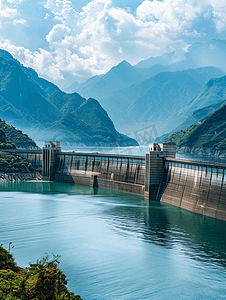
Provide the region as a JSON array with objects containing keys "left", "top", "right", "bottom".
[{"left": 4, "top": 142, "right": 226, "bottom": 222}]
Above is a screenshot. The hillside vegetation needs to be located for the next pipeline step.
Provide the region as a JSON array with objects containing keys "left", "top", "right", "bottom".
[
  {"left": 0, "top": 245, "right": 82, "bottom": 299},
  {"left": 0, "top": 129, "right": 15, "bottom": 150},
  {"left": 0, "top": 119, "right": 37, "bottom": 149},
  {"left": 0, "top": 152, "right": 35, "bottom": 173},
  {"left": 165, "top": 105, "right": 226, "bottom": 152},
  {"left": 0, "top": 119, "right": 37, "bottom": 148}
]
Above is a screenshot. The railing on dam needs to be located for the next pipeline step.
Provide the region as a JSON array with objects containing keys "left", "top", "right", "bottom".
[{"left": 54, "top": 152, "right": 146, "bottom": 185}]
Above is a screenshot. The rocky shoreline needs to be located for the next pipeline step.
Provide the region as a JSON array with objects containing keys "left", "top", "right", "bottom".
[
  {"left": 0, "top": 172, "right": 42, "bottom": 182},
  {"left": 177, "top": 146, "right": 226, "bottom": 159}
]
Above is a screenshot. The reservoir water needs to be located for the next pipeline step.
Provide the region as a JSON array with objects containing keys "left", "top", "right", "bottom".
[{"left": 1, "top": 180, "right": 226, "bottom": 299}]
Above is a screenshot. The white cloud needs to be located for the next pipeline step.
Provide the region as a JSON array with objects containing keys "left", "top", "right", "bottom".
[
  {"left": 0, "top": 39, "right": 63, "bottom": 81},
  {"left": 7, "top": 0, "right": 22, "bottom": 4},
  {"left": 33, "top": 48, "right": 64, "bottom": 81},
  {"left": 210, "top": 0, "right": 226, "bottom": 31},
  {"left": 42, "top": 0, "right": 221, "bottom": 82},
  {"left": 46, "top": 24, "right": 71, "bottom": 45},
  {"left": 1, "top": 0, "right": 226, "bottom": 86},
  {"left": 13, "top": 18, "right": 27, "bottom": 25},
  {"left": 0, "top": 2, "right": 17, "bottom": 18}
]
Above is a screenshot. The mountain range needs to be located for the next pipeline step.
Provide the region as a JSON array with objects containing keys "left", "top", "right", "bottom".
[
  {"left": 0, "top": 49, "right": 137, "bottom": 147},
  {"left": 64, "top": 39, "right": 226, "bottom": 140},
  {"left": 1, "top": 39, "right": 226, "bottom": 149},
  {"left": 135, "top": 39, "right": 226, "bottom": 70}
]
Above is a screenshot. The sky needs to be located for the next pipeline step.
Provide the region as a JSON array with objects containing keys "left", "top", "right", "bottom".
[{"left": 1, "top": 0, "right": 226, "bottom": 88}]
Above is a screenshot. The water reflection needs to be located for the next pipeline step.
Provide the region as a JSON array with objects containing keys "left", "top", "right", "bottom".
[{"left": 100, "top": 195, "right": 226, "bottom": 268}]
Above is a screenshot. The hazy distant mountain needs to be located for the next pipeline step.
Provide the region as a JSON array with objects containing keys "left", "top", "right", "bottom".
[
  {"left": 178, "top": 75, "right": 226, "bottom": 118},
  {"left": 158, "top": 100, "right": 226, "bottom": 142},
  {"left": 64, "top": 60, "right": 171, "bottom": 98},
  {"left": 64, "top": 41, "right": 226, "bottom": 139},
  {"left": 135, "top": 39, "right": 226, "bottom": 71},
  {"left": 184, "top": 39, "right": 226, "bottom": 69},
  {"left": 165, "top": 104, "right": 226, "bottom": 156},
  {"left": 94, "top": 67, "right": 225, "bottom": 134},
  {"left": 0, "top": 49, "right": 137, "bottom": 146},
  {"left": 66, "top": 39, "right": 226, "bottom": 99},
  {"left": 135, "top": 51, "right": 177, "bottom": 69}
]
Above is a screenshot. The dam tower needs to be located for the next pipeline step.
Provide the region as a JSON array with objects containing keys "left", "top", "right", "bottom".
[
  {"left": 42, "top": 141, "right": 61, "bottom": 181},
  {"left": 144, "top": 142, "right": 176, "bottom": 200}
]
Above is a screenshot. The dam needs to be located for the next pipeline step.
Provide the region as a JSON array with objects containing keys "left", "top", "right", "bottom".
[{"left": 4, "top": 141, "right": 226, "bottom": 222}]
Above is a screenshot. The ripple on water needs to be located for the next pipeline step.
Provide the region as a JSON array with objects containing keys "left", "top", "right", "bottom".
[{"left": 0, "top": 181, "right": 226, "bottom": 299}]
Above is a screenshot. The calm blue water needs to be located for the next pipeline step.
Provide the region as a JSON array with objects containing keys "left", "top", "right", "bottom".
[{"left": 1, "top": 181, "right": 226, "bottom": 299}]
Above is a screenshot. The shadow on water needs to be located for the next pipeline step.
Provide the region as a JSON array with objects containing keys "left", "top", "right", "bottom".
[{"left": 1, "top": 181, "right": 226, "bottom": 268}]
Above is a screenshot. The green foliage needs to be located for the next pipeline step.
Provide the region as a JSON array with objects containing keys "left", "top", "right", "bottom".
[
  {"left": 0, "top": 246, "right": 82, "bottom": 300},
  {"left": 0, "top": 130, "right": 6, "bottom": 143},
  {"left": 165, "top": 105, "right": 226, "bottom": 151},
  {"left": 0, "top": 119, "right": 36, "bottom": 148},
  {"left": 0, "top": 152, "right": 36, "bottom": 173},
  {"left": 0, "top": 245, "right": 19, "bottom": 273},
  {"left": 0, "top": 142, "right": 16, "bottom": 150}
]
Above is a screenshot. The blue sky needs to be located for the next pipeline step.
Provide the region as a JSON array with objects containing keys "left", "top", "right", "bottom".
[{"left": 1, "top": 0, "right": 226, "bottom": 88}]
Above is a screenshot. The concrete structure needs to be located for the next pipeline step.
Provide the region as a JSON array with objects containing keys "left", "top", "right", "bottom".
[
  {"left": 159, "top": 158, "right": 226, "bottom": 221},
  {"left": 42, "top": 141, "right": 61, "bottom": 181},
  {"left": 145, "top": 143, "right": 176, "bottom": 200},
  {"left": 3, "top": 141, "right": 226, "bottom": 221},
  {"left": 53, "top": 151, "right": 145, "bottom": 195}
]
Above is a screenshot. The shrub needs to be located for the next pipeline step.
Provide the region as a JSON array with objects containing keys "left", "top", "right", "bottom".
[{"left": 0, "top": 246, "right": 82, "bottom": 300}]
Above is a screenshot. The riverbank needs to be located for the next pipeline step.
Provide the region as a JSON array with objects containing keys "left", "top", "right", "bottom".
[
  {"left": 0, "top": 171, "right": 42, "bottom": 182},
  {"left": 0, "top": 151, "right": 42, "bottom": 181}
]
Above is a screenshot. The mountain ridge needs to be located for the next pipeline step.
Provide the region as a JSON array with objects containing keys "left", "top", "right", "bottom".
[
  {"left": 165, "top": 104, "right": 226, "bottom": 157},
  {"left": 0, "top": 49, "right": 137, "bottom": 147}
]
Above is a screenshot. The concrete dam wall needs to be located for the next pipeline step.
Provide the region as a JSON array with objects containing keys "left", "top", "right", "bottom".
[
  {"left": 159, "top": 158, "right": 226, "bottom": 221},
  {"left": 4, "top": 142, "right": 226, "bottom": 222},
  {"left": 54, "top": 152, "right": 146, "bottom": 196}
]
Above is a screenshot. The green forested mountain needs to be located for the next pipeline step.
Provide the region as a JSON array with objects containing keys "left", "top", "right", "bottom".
[
  {"left": 165, "top": 105, "right": 226, "bottom": 153},
  {"left": 0, "top": 119, "right": 37, "bottom": 149},
  {"left": 0, "top": 49, "right": 137, "bottom": 146},
  {"left": 158, "top": 100, "right": 226, "bottom": 142}
]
